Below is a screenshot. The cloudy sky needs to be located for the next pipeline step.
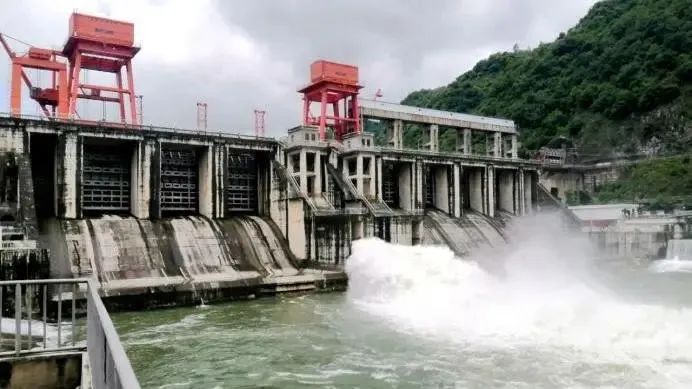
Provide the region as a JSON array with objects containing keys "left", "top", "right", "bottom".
[{"left": 0, "top": 0, "right": 598, "bottom": 136}]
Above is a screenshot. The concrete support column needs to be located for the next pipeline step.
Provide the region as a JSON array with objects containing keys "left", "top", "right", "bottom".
[
  {"left": 511, "top": 135, "right": 518, "bottom": 159},
  {"left": 369, "top": 156, "right": 377, "bottom": 198},
  {"left": 433, "top": 166, "right": 449, "bottom": 213},
  {"left": 286, "top": 151, "right": 295, "bottom": 172},
  {"left": 493, "top": 132, "right": 502, "bottom": 157},
  {"left": 463, "top": 129, "right": 472, "bottom": 155},
  {"left": 328, "top": 149, "right": 338, "bottom": 167},
  {"left": 415, "top": 160, "right": 424, "bottom": 210},
  {"left": 453, "top": 164, "right": 461, "bottom": 218},
  {"left": 58, "top": 132, "right": 79, "bottom": 219},
  {"left": 352, "top": 217, "right": 365, "bottom": 240},
  {"left": 518, "top": 168, "right": 526, "bottom": 216},
  {"left": 469, "top": 168, "right": 483, "bottom": 213},
  {"left": 213, "top": 144, "right": 225, "bottom": 218},
  {"left": 356, "top": 154, "right": 364, "bottom": 196},
  {"left": 428, "top": 124, "right": 439, "bottom": 152},
  {"left": 399, "top": 163, "right": 413, "bottom": 210},
  {"left": 131, "top": 139, "right": 154, "bottom": 219},
  {"left": 524, "top": 170, "right": 534, "bottom": 215},
  {"left": 299, "top": 149, "right": 307, "bottom": 194},
  {"left": 314, "top": 152, "right": 322, "bottom": 195},
  {"left": 412, "top": 219, "right": 423, "bottom": 245},
  {"left": 198, "top": 145, "right": 214, "bottom": 218},
  {"left": 376, "top": 157, "right": 383, "bottom": 200},
  {"left": 486, "top": 165, "right": 495, "bottom": 218},
  {"left": 389, "top": 120, "right": 404, "bottom": 149}
]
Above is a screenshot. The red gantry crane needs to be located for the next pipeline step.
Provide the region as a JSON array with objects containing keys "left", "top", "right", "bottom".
[
  {"left": 0, "top": 33, "right": 69, "bottom": 118},
  {"left": 299, "top": 60, "right": 363, "bottom": 141},
  {"left": 1, "top": 12, "right": 140, "bottom": 124}
]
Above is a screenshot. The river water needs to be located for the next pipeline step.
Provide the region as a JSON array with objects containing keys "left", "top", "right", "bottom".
[{"left": 114, "top": 216, "right": 692, "bottom": 388}]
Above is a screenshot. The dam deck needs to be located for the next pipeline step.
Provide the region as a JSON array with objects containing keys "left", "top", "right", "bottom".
[{"left": 0, "top": 109, "right": 538, "bottom": 306}]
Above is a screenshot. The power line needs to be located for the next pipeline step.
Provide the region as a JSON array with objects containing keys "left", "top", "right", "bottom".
[{"left": 0, "top": 32, "right": 33, "bottom": 48}]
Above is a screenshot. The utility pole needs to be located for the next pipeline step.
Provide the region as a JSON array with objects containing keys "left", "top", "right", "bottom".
[
  {"left": 254, "top": 109, "right": 266, "bottom": 137},
  {"left": 135, "top": 95, "right": 143, "bottom": 125},
  {"left": 196, "top": 102, "right": 208, "bottom": 131}
]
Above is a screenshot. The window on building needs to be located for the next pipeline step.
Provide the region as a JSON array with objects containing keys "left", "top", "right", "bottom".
[
  {"left": 347, "top": 158, "right": 357, "bottom": 175},
  {"left": 291, "top": 153, "right": 300, "bottom": 171},
  {"left": 363, "top": 157, "right": 371, "bottom": 175},
  {"left": 306, "top": 153, "right": 315, "bottom": 172}
]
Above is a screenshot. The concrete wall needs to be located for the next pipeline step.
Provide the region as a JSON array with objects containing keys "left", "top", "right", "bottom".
[
  {"left": 0, "top": 353, "right": 81, "bottom": 389},
  {"left": 588, "top": 217, "right": 685, "bottom": 259},
  {"left": 388, "top": 216, "right": 414, "bottom": 245},
  {"left": 539, "top": 170, "right": 584, "bottom": 203},
  {"left": 0, "top": 125, "right": 24, "bottom": 153}
]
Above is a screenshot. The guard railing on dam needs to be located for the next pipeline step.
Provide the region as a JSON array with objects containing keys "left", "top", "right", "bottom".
[
  {"left": 0, "top": 278, "right": 141, "bottom": 389},
  {"left": 0, "top": 112, "right": 274, "bottom": 142}
]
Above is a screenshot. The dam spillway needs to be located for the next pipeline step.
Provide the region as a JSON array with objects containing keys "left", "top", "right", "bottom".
[
  {"left": 0, "top": 107, "right": 540, "bottom": 305},
  {"left": 43, "top": 215, "right": 298, "bottom": 289}
]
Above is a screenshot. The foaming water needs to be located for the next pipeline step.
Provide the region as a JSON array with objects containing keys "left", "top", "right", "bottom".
[
  {"left": 346, "top": 214, "right": 692, "bottom": 386},
  {"left": 115, "top": 214, "right": 692, "bottom": 388}
]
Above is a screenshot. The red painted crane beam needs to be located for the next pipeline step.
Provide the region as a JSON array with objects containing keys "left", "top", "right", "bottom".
[{"left": 0, "top": 33, "right": 68, "bottom": 118}]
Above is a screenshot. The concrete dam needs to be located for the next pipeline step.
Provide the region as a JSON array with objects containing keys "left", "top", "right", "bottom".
[{"left": 0, "top": 96, "right": 539, "bottom": 305}]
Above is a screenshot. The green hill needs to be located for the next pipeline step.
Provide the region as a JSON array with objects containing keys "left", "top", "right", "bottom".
[
  {"left": 588, "top": 155, "right": 692, "bottom": 208},
  {"left": 399, "top": 0, "right": 691, "bottom": 158}
]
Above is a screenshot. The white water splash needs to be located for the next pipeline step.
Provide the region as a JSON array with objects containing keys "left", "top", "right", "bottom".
[{"left": 345, "top": 214, "right": 692, "bottom": 382}]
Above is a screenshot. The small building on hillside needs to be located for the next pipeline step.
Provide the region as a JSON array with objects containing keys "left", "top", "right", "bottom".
[{"left": 569, "top": 204, "right": 692, "bottom": 260}]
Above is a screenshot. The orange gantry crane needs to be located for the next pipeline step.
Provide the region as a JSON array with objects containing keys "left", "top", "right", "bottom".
[
  {"left": 0, "top": 34, "right": 68, "bottom": 118},
  {"left": 1, "top": 12, "right": 140, "bottom": 124},
  {"left": 299, "top": 60, "right": 362, "bottom": 141}
]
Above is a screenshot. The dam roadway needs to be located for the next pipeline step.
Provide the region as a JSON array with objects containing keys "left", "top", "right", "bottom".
[{"left": 0, "top": 104, "right": 539, "bottom": 307}]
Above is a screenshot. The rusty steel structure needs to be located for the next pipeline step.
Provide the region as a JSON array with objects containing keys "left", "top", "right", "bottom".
[
  {"left": 299, "top": 60, "right": 362, "bottom": 141},
  {"left": 1, "top": 12, "right": 140, "bottom": 124}
]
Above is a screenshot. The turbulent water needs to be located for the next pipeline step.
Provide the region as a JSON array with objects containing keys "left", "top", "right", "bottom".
[{"left": 115, "top": 215, "right": 692, "bottom": 388}]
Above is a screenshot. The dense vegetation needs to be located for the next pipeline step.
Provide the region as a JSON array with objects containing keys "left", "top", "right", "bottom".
[
  {"left": 578, "top": 155, "right": 692, "bottom": 209},
  {"left": 398, "top": 0, "right": 691, "bottom": 158}
]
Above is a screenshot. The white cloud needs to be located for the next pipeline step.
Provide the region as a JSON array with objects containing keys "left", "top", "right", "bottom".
[{"left": 0, "top": 0, "right": 598, "bottom": 134}]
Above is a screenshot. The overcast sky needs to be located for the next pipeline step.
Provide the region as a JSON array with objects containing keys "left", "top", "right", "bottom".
[{"left": 0, "top": 0, "right": 598, "bottom": 136}]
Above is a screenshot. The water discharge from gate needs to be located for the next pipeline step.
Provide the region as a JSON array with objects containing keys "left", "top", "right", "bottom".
[
  {"left": 115, "top": 214, "right": 692, "bottom": 388},
  {"left": 346, "top": 214, "right": 692, "bottom": 386}
]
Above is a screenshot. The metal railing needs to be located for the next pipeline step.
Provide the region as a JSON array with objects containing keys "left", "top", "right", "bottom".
[
  {"left": 0, "top": 112, "right": 274, "bottom": 143},
  {"left": 0, "top": 278, "right": 140, "bottom": 389},
  {"left": 86, "top": 279, "right": 141, "bottom": 389}
]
